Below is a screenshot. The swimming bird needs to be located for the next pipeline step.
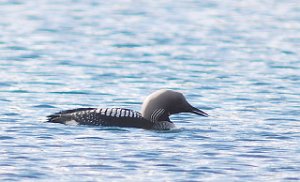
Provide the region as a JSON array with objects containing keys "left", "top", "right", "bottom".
[{"left": 47, "top": 89, "right": 208, "bottom": 130}]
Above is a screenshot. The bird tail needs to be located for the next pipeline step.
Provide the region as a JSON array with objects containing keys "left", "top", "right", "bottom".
[
  {"left": 47, "top": 113, "right": 72, "bottom": 124},
  {"left": 47, "top": 108, "right": 95, "bottom": 124}
]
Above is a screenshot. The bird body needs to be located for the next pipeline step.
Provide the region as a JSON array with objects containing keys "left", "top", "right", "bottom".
[{"left": 47, "top": 89, "right": 208, "bottom": 130}]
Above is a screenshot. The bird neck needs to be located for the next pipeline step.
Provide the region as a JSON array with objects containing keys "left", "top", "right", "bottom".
[{"left": 141, "top": 108, "right": 170, "bottom": 122}]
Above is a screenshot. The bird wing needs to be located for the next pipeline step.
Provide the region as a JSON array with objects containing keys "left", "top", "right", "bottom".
[{"left": 47, "top": 108, "right": 153, "bottom": 129}]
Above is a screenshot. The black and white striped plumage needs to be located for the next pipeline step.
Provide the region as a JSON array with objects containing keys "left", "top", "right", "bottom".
[
  {"left": 47, "top": 108, "right": 154, "bottom": 129},
  {"left": 47, "top": 89, "right": 208, "bottom": 130}
]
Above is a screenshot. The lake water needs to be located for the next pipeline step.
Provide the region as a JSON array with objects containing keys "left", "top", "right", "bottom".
[{"left": 0, "top": 0, "right": 300, "bottom": 181}]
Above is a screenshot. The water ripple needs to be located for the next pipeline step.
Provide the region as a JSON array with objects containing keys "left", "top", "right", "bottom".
[{"left": 0, "top": 0, "right": 300, "bottom": 181}]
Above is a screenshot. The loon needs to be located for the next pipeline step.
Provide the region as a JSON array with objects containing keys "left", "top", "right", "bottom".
[{"left": 47, "top": 89, "right": 208, "bottom": 130}]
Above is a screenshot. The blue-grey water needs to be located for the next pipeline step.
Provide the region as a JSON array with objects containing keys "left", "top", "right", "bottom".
[{"left": 1, "top": 0, "right": 300, "bottom": 181}]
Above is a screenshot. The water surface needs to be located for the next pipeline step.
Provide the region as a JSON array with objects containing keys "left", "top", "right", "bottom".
[{"left": 0, "top": 0, "right": 300, "bottom": 181}]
